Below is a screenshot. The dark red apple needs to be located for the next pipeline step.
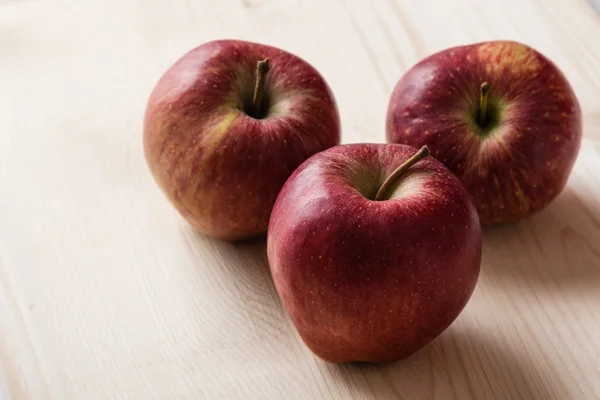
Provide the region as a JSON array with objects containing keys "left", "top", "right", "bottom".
[
  {"left": 267, "top": 143, "right": 482, "bottom": 363},
  {"left": 144, "top": 40, "right": 340, "bottom": 241},
  {"left": 386, "top": 40, "right": 582, "bottom": 224}
]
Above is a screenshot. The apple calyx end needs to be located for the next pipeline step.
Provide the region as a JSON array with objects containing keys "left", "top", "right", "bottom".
[{"left": 374, "top": 145, "right": 430, "bottom": 201}]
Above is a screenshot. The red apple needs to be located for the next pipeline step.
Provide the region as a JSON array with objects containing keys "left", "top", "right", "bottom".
[
  {"left": 143, "top": 40, "right": 340, "bottom": 241},
  {"left": 267, "top": 143, "right": 482, "bottom": 363},
  {"left": 386, "top": 40, "right": 582, "bottom": 224}
]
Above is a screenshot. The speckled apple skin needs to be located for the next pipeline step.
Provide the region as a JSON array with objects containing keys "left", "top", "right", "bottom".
[
  {"left": 144, "top": 40, "right": 340, "bottom": 241},
  {"left": 267, "top": 143, "right": 482, "bottom": 363},
  {"left": 386, "top": 40, "right": 582, "bottom": 224}
]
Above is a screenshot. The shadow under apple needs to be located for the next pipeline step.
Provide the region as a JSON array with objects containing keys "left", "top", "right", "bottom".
[
  {"left": 323, "top": 326, "right": 569, "bottom": 400},
  {"left": 481, "top": 185, "right": 600, "bottom": 292}
]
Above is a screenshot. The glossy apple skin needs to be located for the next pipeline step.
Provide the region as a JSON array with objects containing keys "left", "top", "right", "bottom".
[
  {"left": 144, "top": 40, "right": 340, "bottom": 241},
  {"left": 386, "top": 40, "right": 582, "bottom": 224},
  {"left": 267, "top": 143, "right": 482, "bottom": 363}
]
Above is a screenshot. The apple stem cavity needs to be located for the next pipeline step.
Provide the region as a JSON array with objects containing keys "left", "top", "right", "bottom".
[
  {"left": 374, "top": 146, "right": 431, "bottom": 201},
  {"left": 251, "top": 57, "right": 270, "bottom": 117},
  {"left": 478, "top": 82, "right": 490, "bottom": 126}
]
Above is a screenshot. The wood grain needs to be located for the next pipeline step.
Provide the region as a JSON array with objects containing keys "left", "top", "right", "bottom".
[{"left": 1, "top": 0, "right": 599, "bottom": 398}]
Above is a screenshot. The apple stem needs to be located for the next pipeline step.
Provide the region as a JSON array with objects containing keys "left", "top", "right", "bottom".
[
  {"left": 252, "top": 58, "right": 270, "bottom": 115},
  {"left": 479, "top": 82, "right": 490, "bottom": 126},
  {"left": 374, "top": 146, "right": 431, "bottom": 201}
]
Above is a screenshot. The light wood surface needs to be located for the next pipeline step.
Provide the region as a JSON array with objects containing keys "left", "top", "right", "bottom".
[{"left": 2, "top": 0, "right": 600, "bottom": 399}]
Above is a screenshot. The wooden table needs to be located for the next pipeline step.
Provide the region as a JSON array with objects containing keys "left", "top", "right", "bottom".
[{"left": 2, "top": 0, "right": 599, "bottom": 398}]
